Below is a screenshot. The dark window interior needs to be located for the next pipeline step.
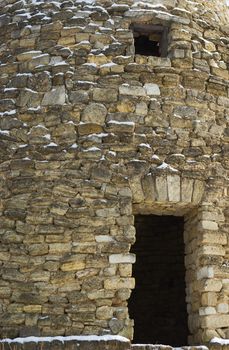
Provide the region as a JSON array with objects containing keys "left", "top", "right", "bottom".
[
  {"left": 131, "top": 24, "right": 168, "bottom": 57},
  {"left": 129, "top": 214, "right": 188, "bottom": 346}
]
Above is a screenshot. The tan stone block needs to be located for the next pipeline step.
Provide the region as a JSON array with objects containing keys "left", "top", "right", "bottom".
[
  {"left": 201, "top": 292, "right": 217, "bottom": 306},
  {"left": 201, "top": 314, "right": 229, "bottom": 328},
  {"left": 192, "top": 180, "right": 204, "bottom": 204},
  {"left": 198, "top": 245, "right": 225, "bottom": 256},
  {"left": 119, "top": 264, "right": 132, "bottom": 277},
  {"left": 19, "top": 38, "right": 36, "bottom": 48},
  {"left": 96, "top": 306, "right": 113, "bottom": 320},
  {"left": 24, "top": 305, "right": 42, "bottom": 313},
  {"left": 201, "top": 279, "right": 222, "bottom": 292},
  {"left": 49, "top": 243, "right": 71, "bottom": 254},
  {"left": 61, "top": 259, "right": 86, "bottom": 272},
  {"left": 58, "top": 36, "right": 75, "bottom": 45},
  {"left": 200, "top": 233, "right": 227, "bottom": 245},
  {"left": 129, "top": 178, "right": 145, "bottom": 203},
  {"left": 104, "top": 277, "right": 135, "bottom": 290}
]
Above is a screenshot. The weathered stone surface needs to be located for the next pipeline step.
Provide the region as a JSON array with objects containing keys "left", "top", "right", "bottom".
[
  {"left": 82, "top": 103, "right": 107, "bottom": 124},
  {"left": 42, "top": 86, "right": 66, "bottom": 105},
  {"left": 0, "top": 0, "right": 229, "bottom": 343}
]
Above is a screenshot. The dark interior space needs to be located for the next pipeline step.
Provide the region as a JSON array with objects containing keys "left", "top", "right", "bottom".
[
  {"left": 129, "top": 215, "right": 188, "bottom": 346},
  {"left": 134, "top": 35, "right": 160, "bottom": 57}
]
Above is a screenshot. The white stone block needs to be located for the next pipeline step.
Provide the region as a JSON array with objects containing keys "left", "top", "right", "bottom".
[
  {"left": 109, "top": 254, "right": 136, "bottom": 264},
  {"left": 197, "top": 267, "right": 214, "bottom": 280},
  {"left": 167, "top": 175, "right": 180, "bottom": 202},
  {"left": 144, "top": 83, "right": 160, "bottom": 96},
  {"left": 119, "top": 85, "right": 146, "bottom": 96},
  {"left": 199, "top": 307, "right": 216, "bottom": 316},
  {"left": 217, "top": 303, "right": 229, "bottom": 314},
  {"left": 199, "top": 220, "right": 219, "bottom": 231}
]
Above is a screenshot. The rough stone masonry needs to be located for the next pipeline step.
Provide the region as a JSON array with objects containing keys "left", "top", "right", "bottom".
[{"left": 0, "top": 0, "right": 229, "bottom": 345}]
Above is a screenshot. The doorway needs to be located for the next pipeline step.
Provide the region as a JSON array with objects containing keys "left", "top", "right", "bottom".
[{"left": 129, "top": 214, "right": 188, "bottom": 346}]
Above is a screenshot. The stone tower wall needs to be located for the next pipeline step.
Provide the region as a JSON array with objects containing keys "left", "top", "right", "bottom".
[{"left": 0, "top": 0, "right": 229, "bottom": 345}]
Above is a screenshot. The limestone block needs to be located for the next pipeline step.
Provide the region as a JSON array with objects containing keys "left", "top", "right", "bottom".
[
  {"left": 70, "top": 90, "right": 89, "bottom": 103},
  {"left": 28, "top": 54, "right": 50, "bottom": 70},
  {"left": 202, "top": 279, "right": 222, "bottom": 292},
  {"left": 141, "top": 174, "right": 156, "bottom": 202},
  {"left": 104, "top": 277, "right": 135, "bottom": 290},
  {"left": 96, "top": 306, "right": 113, "bottom": 320},
  {"left": 93, "top": 88, "right": 118, "bottom": 102},
  {"left": 192, "top": 180, "right": 204, "bottom": 204},
  {"left": 197, "top": 267, "right": 214, "bottom": 280},
  {"left": 42, "top": 86, "right": 66, "bottom": 106},
  {"left": 81, "top": 103, "right": 107, "bottom": 124},
  {"left": 119, "top": 85, "right": 146, "bottom": 97},
  {"left": 61, "top": 259, "right": 86, "bottom": 271},
  {"left": 200, "top": 233, "right": 227, "bottom": 245},
  {"left": 78, "top": 123, "right": 103, "bottom": 136},
  {"left": 155, "top": 176, "right": 168, "bottom": 202},
  {"left": 109, "top": 254, "right": 136, "bottom": 264},
  {"left": 216, "top": 303, "right": 229, "bottom": 314},
  {"left": 199, "top": 307, "right": 216, "bottom": 316},
  {"left": 119, "top": 264, "right": 132, "bottom": 277},
  {"left": 128, "top": 173, "right": 145, "bottom": 201},
  {"left": 201, "top": 314, "right": 229, "bottom": 328},
  {"left": 198, "top": 221, "right": 219, "bottom": 231},
  {"left": 167, "top": 175, "right": 180, "bottom": 202},
  {"left": 16, "top": 50, "right": 42, "bottom": 62},
  {"left": 23, "top": 305, "right": 42, "bottom": 313},
  {"left": 198, "top": 245, "right": 225, "bottom": 256},
  {"left": 49, "top": 243, "right": 71, "bottom": 254},
  {"left": 144, "top": 83, "right": 160, "bottom": 96},
  {"left": 181, "top": 178, "right": 194, "bottom": 203},
  {"left": 201, "top": 293, "right": 217, "bottom": 306}
]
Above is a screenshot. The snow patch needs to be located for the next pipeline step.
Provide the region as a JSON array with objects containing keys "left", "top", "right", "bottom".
[
  {"left": 0, "top": 335, "right": 129, "bottom": 344},
  {"left": 211, "top": 338, "right": 229, "bottom": 345}
]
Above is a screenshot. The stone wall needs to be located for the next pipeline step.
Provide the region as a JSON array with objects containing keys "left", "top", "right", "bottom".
[{"left": 0, "top": 0, "right": 229, "bottom": 345}]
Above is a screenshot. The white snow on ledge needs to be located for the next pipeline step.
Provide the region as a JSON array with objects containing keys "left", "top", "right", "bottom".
[
  {"left": 0, "top": 335, "right": 130, "bottom": 344},
  {"left": 211, "top": 337, "right": 229, "bottom": 345}
]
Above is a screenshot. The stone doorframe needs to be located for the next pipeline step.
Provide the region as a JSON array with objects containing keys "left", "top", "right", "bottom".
[{"left": 128, "top": 172, "right": 228, "bottom": 344}]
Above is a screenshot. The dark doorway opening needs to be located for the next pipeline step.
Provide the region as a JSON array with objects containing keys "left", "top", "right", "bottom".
[{"left": 129, "top": 215, "right": 188, "bottom": 346}]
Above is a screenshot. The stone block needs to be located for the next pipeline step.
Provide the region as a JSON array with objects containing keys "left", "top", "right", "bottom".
[
  {"left": 42, "top": 86, "right": 66, "bottom": 106},
  {"left": 216, "top": 303, "right": 229, "bottom": 314},
  {"left": 81, "top": 103, "right": 107, "bottom": 124},
  {"left": 144, "top": 83, "right": 160, "bottom": 96},
  {"left": 104, "top": 277, "right": 135, "bottom": 290},
  {"left": 181, "top": 178, "right": 194, "bottom": 203},
  {"left": 155, "top": 176, "right": 168, "bottom": 202},
  {"left": 119, "top": 85, "right": 146, "bottom": 97},
  {"left": 201, "top": 293, "right": 217, "bottom": 306},
  {"left": 93, "top": 88, "right": 118, "bottom": 102},
  {"left": 167, "top": 175, "right": 180, "bottom": 202},
  {"left": 109, "top": 254, "right": 136, "bottom": 264},
  {"left": 141, "top": 174, "right": 156, "bottom": 202},
  {"left": 201, "top": 314, "right": 229, "bottom": 328},
  {"left": 202, "top": 279, "right": 222, "bottom": 292},
  {"left": 198, "top": 221, "right": 219, "bottom": 231},
  {"left": 197, "top": 267, "right": 214, "bottom": 280}
]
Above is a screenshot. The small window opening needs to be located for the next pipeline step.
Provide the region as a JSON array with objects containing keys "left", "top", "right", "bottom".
[{"left": 131, "top": 24, "right": 168, "bottom": 57}]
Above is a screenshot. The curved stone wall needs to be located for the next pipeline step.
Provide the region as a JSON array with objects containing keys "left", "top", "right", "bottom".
[{"left": 0, "top": 0, "right": 229, "bottom": 345}]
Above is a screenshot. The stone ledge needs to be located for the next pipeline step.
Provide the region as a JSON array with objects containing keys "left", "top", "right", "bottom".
[{"left": 0, "top": 336, "right": 131, "bottom": 350}]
